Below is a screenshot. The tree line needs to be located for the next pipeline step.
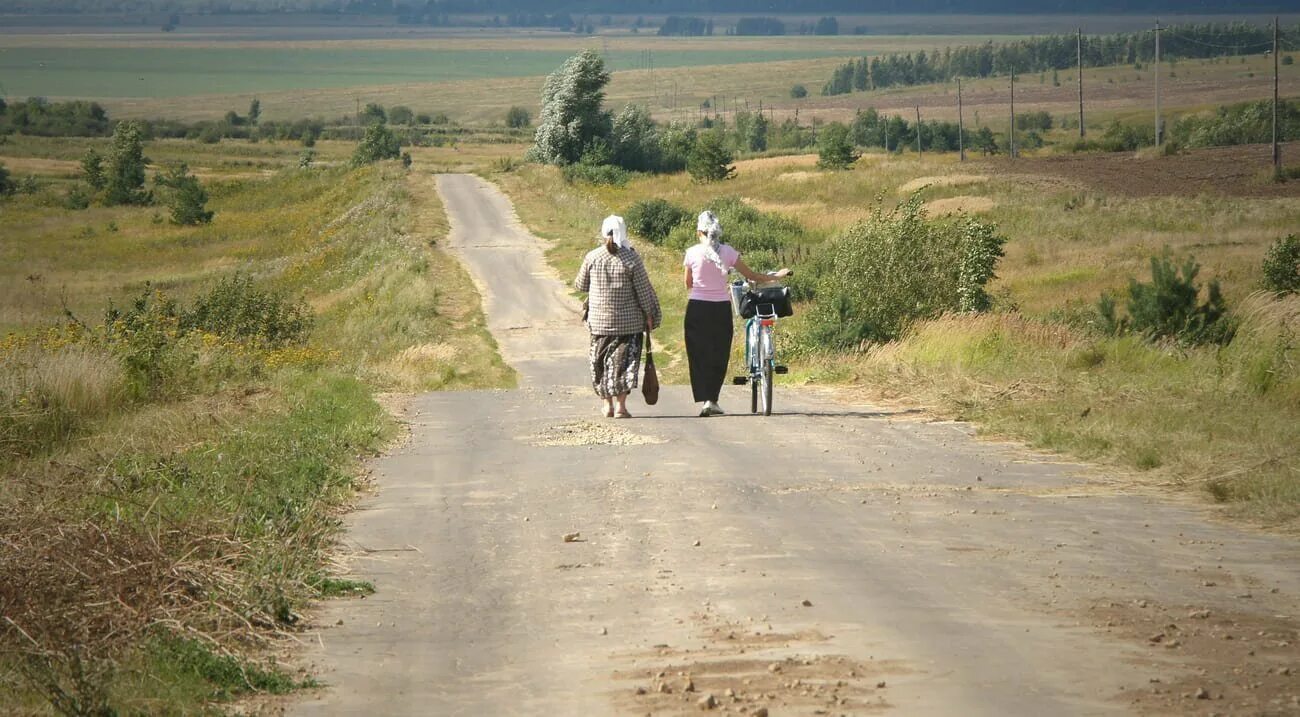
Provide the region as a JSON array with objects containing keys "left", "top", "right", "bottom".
[
  {"left": 4, "top": 1, "right": 1296, "bottom": 14},
  {"left": 823, "top": 21, "right": 1291, "bottom": 96}
]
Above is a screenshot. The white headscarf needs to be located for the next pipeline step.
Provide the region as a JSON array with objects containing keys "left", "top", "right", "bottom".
[
  {"left": 696, "top": 210, "right": 726, "bottom": 274},
  {"left": 601, "top": 215, "right": 630, "bottom": 249}
]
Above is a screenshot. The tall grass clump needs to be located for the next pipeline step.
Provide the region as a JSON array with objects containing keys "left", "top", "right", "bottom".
[{"left": 802, "top": 193, "right": 1005, "bottom": 349}]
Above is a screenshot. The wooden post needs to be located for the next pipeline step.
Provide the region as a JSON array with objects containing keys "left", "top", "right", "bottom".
[
  {"left": 1154, "top": 19, "right": 1162, "bottom": 146},
  {"left": 958, "top": 78, "right": 966, "bottom": 162},
  {"left": 1274, "top": 16, "right": 1282, "bottom": 172},
  {"left": 915, "top": 105, "right": 922, "bottom": 156},
  {"left": 1078, "top": 28, "right": 1086, "bottom": 137},
  {"left": 1009, "top": 70, "right": 1017, "bottom": 159}
]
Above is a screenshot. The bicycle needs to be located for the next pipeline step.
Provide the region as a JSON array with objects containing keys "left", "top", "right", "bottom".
[{"left": 730, "top": 276, "right": 792, "bottom": 416}]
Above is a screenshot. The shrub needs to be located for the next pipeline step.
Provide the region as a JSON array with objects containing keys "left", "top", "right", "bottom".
[
  {"left": 802, "top": 193, "right": 1005, "bottom": 348},
  {"left": 0, "top": 161, "right": 13, "bottom": 197},
  {"left": 665, "top": 196, "right": 805, "bottom": 277},
  {"left": 505, "top": 106, "right": 531, "bottom": 128},
  {"left": 687, "top": 130, "right": 735, "bottom": 183},
  {"left": 1097, "top": 251, "right": 1234, "bottom": 344},
  {"left": 790, "top": 84, "right": 808, "bottom": 99},
  {"left": 154, "top": 163, "right": 213, "bottom": 225},
  {"left": 387, "top": 105, "right": 415, "bottom": 126},
  {"left": 624, "top": 198, "right": 691, "bottom": 244},
  {"left": 816, "top": 122, "right": 859, "bottom": 170},
  {"left": 181, "top": 274, "right": 313, "bottom": 348},
  {"left": 1262, "top": 234, "right": 1300, "bottom": 294},
  {"left": 352, "top": 122, "right": 401, "bottom": 166},
  {"left": 561, "top": 161, "right": 631, "bottom": 186},
  {"left": 62, "top": 184, "right": 92, "bottom": 210}
]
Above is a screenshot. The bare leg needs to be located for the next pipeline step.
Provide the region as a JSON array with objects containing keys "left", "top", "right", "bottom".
[
  {"left": 615, "top": 393, "right": 631, "bottom": 418},
  {"left": 602, "top": 397, "right": 614, "bottom": 418}
]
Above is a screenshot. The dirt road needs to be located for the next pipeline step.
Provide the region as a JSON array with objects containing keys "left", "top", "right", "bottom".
[{"left": 293, "top": 174, "right": 1300, "bottom": 716}]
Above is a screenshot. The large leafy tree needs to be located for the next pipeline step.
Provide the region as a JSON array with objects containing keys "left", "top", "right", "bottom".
[{"left": 528, "top": 50, "right": 613, "bottom": 165}]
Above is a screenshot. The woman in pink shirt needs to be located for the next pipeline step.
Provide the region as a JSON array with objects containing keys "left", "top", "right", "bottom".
[{"left": 683, "top": 211, "right": 789, "bottom": 417}]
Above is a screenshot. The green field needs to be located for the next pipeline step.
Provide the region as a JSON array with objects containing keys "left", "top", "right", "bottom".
[{"left": 0, "top": 45, "right": 855, "bottom": 99}]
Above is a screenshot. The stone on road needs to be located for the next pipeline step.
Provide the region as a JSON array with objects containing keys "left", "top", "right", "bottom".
[{"left": 293, "top": 173, "right": 1300, "bottom": 716}]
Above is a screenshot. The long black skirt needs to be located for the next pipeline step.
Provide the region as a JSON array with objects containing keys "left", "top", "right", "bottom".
[
  {"left": 684, "top": 299, "right": 734, "bottom": 403},
  {"left": 589, "top": 333, "right": 643, "bottom": 398}
]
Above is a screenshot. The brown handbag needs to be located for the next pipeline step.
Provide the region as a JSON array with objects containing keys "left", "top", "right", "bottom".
[{"left": 642, "top": 332, "right": 659, "bottom": 405}]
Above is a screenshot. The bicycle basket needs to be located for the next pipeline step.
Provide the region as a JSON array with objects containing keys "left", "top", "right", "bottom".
[{"left": 739, "top": 286, "right": 793, "bottom": 319}]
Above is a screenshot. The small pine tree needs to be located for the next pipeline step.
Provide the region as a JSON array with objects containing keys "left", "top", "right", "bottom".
[
  {"left": 1098, "top": 251, "right": 1233, "bottom": 344},
  {"left": 248, "top": 97, "right": 261, "bottom": 125},
  {"left": 155, "top": 163, "right": 213, "bottom": 225},
  {"left": 687, "top": 130, "right": 735, "bottom": 182},
  {"left": 352, "top": 122, "right": 402, "bottom": 165},
  {"left": 104, "top": 120, "right": 150, "bottom": 206},
  {"left": 80, "top": 148, "right": 106, "bottom": 190},
  {"left": 1262, "top": 234, "right": 1300, "bottom": 294},
  {"left": 816, "top": 122, "right": 859, "bottom": 170}
]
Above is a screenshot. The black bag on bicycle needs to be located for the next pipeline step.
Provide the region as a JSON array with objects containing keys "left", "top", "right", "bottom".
[{"left": 739, "top": 286, "right": 793, "bottom": 319}]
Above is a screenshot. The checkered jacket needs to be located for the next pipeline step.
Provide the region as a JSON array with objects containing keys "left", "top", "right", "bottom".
[{"left": 574, "top": 245, "right": 662, "bottom": 336}]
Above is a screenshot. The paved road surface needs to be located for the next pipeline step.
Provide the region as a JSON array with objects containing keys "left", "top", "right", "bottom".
[{"left": 293, "top": 174, "right": 1300, "bottom": 716}]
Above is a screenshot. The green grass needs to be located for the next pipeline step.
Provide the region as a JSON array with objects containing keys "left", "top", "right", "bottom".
[{"left": 0, "top": 137, "right": 511, "bottom": 713}]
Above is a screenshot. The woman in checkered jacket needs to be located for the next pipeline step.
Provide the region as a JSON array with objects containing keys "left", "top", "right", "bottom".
[{"left": 574, "top": 215, "right": 662, "bottom": 418}]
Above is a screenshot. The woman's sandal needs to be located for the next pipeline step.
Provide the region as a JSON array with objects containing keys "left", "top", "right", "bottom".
[{"left": 614, "top": 409, "right": 632, "bottom": 419}]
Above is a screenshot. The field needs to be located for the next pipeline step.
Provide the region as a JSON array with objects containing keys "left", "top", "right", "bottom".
[
  {"left": 3, "top": 13, "right": 1300, "bottom": 714},
  {"left": 3, "top": 18, "right": 1297, "bottom": 128}
]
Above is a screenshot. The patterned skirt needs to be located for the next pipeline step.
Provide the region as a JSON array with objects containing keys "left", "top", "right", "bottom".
[{"left": 589, "top": 333, "right": 643, "bottom": 398}]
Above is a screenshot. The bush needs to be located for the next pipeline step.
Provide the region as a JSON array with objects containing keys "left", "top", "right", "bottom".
[
  {"left": 505, "top": 106, "right": 531, "bottom": 128},
  {"left": 352, "top": 123, "right": 401, "bottom": 166},
  {"left": 687, "top": 130, "right": 735, "bottom": 183},
  {"left": 664, "top": 196, "right": 805, "bottom": 271},
  {"left": 181, "top": 274, "right": 313, "bottom": 348},
  {"left": 802, "top": 193, "right": 1005, "bottom": 348},
  {"left": 62, "top": 184, "right": 92, "bottom": 210},
  {"left": 80, "top": 149, "right": 105, "bottom": 190},
  {"left": 790, "top": 84, "right": 808, "bottom": 99},
  {"left": 1262, "top": 234, "right": 1300, "bottom": 294},
  {"left": 624, "top": 198, "right": 691, "bottom": 244},
  {"left": 1097, "top": 251, "right": 1234, "bottom": 344},
  {"left": 816, "top": 122, "right": 859, "bottom": 169},
  {"left": 561, "top": 161, "right": 631, "bottom": 186}
]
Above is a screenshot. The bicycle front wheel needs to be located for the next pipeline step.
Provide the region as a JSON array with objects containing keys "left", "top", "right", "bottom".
[{"left": 760, "top": 327, "right": 774, "bottom": 416}]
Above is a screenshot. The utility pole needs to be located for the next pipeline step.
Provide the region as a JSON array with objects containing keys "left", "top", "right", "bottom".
[
  {"left": 1154, "top": 19, "right": 1162, "bottom": 146},
  {"left": 958, "top": 78, "right": 966, "bottom": 162},
  {"left": 1009, "top": 69, "right": 1017, "bottom": 159},
  {"left": 1274, "top": 16, "right": 1282, "bottom": 172},
  {"left": 915, "top": 105, "right": 923, "bottom": 156},
  {"left": 1078, "top": 27, "right": 1086, "bottom": 137}
]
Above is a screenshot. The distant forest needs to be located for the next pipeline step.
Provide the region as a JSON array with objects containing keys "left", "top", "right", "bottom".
[{"left": 4, "top": 0, "right": 1300, "bottom": 15}]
